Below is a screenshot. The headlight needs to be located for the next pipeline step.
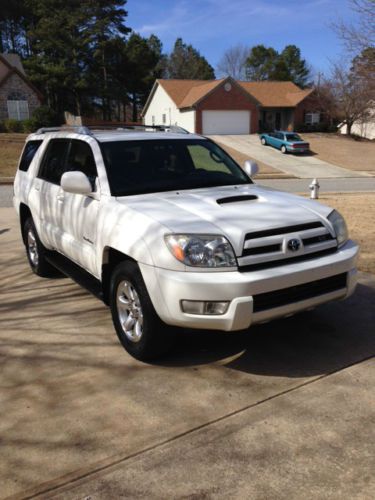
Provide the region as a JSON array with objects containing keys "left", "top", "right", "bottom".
[
  {"left": 328, "top": 210, "right": 348, "bottom": 247},
  {"left": 165, "top": 234, "right": 237, "bottom": 268}
]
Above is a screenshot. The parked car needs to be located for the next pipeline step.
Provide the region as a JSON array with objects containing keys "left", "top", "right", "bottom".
[
  {"left": 13, "top": 125, "right": 358, "bottom": 361},
  {"left": 260, "top": 131, "right": 310, "bottom": 154}
]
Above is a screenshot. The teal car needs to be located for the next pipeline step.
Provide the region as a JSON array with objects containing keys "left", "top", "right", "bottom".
[{"left": 260, "top": 131, "right": 310, "bottom": 154}]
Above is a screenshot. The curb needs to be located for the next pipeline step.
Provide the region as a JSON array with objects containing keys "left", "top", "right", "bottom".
[{"left": 0, "top": 177, "right": 14, "bottom": 185}]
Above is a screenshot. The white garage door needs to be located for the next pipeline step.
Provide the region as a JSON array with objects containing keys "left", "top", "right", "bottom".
[{"left": 202, "top": 110, "right": 250, "bottom": 135}]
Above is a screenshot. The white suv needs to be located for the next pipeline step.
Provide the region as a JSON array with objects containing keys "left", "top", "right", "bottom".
[{"left": 13, "top": 126, "right": 359, "bottom": 360}]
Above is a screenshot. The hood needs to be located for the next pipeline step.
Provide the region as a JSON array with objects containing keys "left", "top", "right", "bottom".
[{"left": 117, "top": 184, "right": 332, "bottom": 256}]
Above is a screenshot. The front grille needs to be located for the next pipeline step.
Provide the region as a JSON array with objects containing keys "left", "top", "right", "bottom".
[
  {"left": 239, "top": 220, "right": 337, "bottom": 271},
  {"left": 303, "top": 233, "right": 334, "bottom": 246},
  {"left": 252, "top": 273, "right": 347, "bottom": 313},
  {"left": 243, "top": 244, "right": 281, "bottom": 256},
  {"left": 244, "top": 222, "right": 323, "bottom": 241},
  {"left": 239, "top": 248, "right": 337, "bottom": 272}
]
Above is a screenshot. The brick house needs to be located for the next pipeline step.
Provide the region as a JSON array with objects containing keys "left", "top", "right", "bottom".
[
  {"left": 0, "top": 53, "right": 42, "bottom": 121},
  {"left": 142, "top": 77, "right": 324, "bottom": 134}
]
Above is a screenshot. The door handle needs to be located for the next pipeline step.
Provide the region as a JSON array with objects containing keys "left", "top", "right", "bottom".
[{"left": 57, "top": 193, "right": 64, "bottom": 203}]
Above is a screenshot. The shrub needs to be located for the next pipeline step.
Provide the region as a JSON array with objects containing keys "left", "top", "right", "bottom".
[
  {"left": 3, "top": 119, "right": 24, "bottom": 132},
  {"left": 0, "top": 121, "right": 6, "bottom": 132},
  {"left": 22, "top": 119, "right": 36, "bottom": 133},
  {"left": 30, "top": 106, "right": 61, "bottom": 129}
]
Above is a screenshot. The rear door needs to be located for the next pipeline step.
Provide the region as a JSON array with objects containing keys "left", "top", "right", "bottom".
[{"left": 37, "top": 138, "right": 70, "bottom": 249}]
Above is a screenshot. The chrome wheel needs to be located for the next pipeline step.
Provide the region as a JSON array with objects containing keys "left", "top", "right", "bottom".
[
  {"left": 27, "top": 228, "right": 39, "bottom": 267},
  {"left": 116, "top": 280, "right": 143, "bottom": 343}
]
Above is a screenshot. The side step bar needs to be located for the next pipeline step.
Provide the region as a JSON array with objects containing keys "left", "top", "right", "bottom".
[{"left": 46, "top": 251, "right": 104, "bottom": 302}]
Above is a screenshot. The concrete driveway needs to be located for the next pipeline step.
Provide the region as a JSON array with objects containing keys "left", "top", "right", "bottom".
[
  {"left": 1, "top": 207, "right": 375, "bottom": 499},
  {"left": 211, "top": 135, "right": 371, "bottom": 179}
]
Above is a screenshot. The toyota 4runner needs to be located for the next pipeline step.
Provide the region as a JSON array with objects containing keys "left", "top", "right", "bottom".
[{"left": 13, "top": 126, "right": 359, "bottom": 360}]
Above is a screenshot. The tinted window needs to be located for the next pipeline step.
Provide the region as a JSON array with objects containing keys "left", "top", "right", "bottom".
[
  {"left": 38, "top": 139, "right": 69, "bottom": 185},
  {"left": 19, "top": 140, "right": 43, "bottom": 172},
  {"left": 285, "top": 134, "right": 303, "bottom": 142},
  {"left": 100, "top": 139, "right": 250, "bottom": 197},
  {"left": 66, "top": 140, "right": 97, "bottom": 189}
]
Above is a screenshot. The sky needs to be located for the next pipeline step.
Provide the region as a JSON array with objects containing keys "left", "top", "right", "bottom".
[{"left": 126, "top": 0, "right": 359, "bottom": 79}]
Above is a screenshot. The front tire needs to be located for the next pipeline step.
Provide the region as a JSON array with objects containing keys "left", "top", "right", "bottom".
[
  {"left": 110, "top": 261, "right": 173, "bottom": 361},
  {"left": 261, "top": 137, "right": 266, "bottom": 145},
  {"left": 23, "top": 218, "right": 56, "bottom": 277},
  {"left": 281, "top": 145, "right": 287, "bottom": 154}
]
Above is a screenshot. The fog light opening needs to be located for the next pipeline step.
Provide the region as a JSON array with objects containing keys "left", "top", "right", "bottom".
[{"left": 181, "top": 300, "right": 229, "bottom": 315}]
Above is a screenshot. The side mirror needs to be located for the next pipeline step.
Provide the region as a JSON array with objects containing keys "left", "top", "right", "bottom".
[
  {"left": 61, "top": 171, "right": 92, "bottom": 195},
  {"left": 244, "top": 160, "right": 259, "bottom": 177}
]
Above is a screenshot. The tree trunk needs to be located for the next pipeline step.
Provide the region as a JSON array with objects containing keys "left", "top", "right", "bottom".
[
  {"left": 132, "top": 93, "right": 137, "bottom": 122},
  {"left": 347, "top": 122, "right": 353, "bottom": 136}
]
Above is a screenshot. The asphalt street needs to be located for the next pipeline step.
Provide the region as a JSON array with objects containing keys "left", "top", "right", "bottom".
[{"left": 2, "top": 178, "right": 375, "bottom": 210}]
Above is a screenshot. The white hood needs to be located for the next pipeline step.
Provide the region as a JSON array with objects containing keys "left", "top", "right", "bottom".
[{"left": 117, "top": 184, "right": 332, "bottom": 256}]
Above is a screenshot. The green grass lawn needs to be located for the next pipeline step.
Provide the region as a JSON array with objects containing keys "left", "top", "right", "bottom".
[{"left": 0, "top": 133, "right": 27, "bottom": 177}]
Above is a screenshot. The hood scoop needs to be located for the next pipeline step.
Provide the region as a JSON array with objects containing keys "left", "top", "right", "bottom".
[{"left": 217, "top": 195, "right": 258, "bottom": 205}]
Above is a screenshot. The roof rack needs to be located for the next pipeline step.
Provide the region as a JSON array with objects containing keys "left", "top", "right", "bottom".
[
  {"left": 35, "top": 124, "right": 190, "bottom": 135},
  {"left": 35, "top": 126, "right": 93, "bottom": 135}
]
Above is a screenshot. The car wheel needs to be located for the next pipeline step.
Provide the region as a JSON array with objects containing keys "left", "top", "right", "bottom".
[
  {"left": 23, "top": 217, "right": 56, "bottom": 277},
  {"left": 261, "top": 137, "right": 266, "bottom": 145},
  {"left": 110, "top": 261, "right": 173, "bottom": 361},
  {"left": 281, "top": 145, "right": 287, "bottom": 154}
]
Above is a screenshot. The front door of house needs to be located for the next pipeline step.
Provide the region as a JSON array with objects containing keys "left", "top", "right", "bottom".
[{"left": 275, "top": 112, "right": 281, "bottom": 130}]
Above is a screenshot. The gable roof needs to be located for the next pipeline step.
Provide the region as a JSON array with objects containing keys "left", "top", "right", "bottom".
[
  {"left": 143, "top": 78, "right": 313, "bottom": 115},
  {"left": 0, "top": 53, "right": 43, "bottom": 100},
  {"left": 1, "top": 53, "right": 26, "bottom": 75},
  {"left": 238, "top": 81, "right": 313, "bottom": 107}
]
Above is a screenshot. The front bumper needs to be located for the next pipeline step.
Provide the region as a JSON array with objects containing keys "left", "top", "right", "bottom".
[{"left": 140, "top": 240, "right": 359, "bottom": 331}]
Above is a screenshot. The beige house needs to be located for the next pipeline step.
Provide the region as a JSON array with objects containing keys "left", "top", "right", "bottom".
[{"left": 0, "top": 53, "right": 42, "bottom": 121}]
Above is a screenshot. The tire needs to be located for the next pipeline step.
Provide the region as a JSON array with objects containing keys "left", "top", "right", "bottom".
[
  {"left": 261, "top": 137, "right": 266, "bottom": 146},
  {"left": 281, "top": 145, "right": 287, "bottom": 154},
  {"left": 23, "top": 217, "right": 56, "bottom": 277},
  {"left": 110, "top": 261, "right": 173, "bottom": 361}
]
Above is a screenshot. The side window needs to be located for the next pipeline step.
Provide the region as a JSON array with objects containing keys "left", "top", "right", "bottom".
[
  {"left": 19, "top": 140, "right": 43, "bottom": 172},
  {"left": 66, "top": 140, "right": 97, "bottom": 189},
  {"left": 38, "top": 139, "right": 70, "bottom": 185}
]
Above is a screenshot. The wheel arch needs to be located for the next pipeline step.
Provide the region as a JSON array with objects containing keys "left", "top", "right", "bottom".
[
  {"left": 19, "top": 203, "right": 32, "bottom": 244},
  {"left": 101, "top": 247, "right": 136, "bottom": 305}
]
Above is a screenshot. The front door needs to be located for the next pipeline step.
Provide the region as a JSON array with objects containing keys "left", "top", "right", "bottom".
[
  {"left": 58, "top": 139, "right": 100, "bottom": 276},
  {"left": 275, "top": 112, "right": 281, "bottom": 130}
]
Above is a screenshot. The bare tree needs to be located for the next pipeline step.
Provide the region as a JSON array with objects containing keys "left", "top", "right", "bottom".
[
  {"left": 317, "top": 60, "right": 375, "bottom": 135},
  {"left": 216, "top": 44, "right": 249, "bottom": 80},
  {"left": 333, "top": 0, "right": 375, "bottom": 54}
]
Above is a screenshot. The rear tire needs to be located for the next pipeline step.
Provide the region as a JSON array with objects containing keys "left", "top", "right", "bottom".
[
  {"left": 23, "top": 217, "right": 56, "bottom": 277},
  {"left": 261, "top": 137, "right": 266, "bottom": 145},
  {"left": 110, "top": 261, "right": 173, "bottom": 361},
  {"left": 281, "top": 145, "right": 287, "bottom": 154}
]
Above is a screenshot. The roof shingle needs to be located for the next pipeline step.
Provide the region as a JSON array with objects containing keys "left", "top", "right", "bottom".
[{"left": 157, "top": 78, "right": 312, "bottom": 109}]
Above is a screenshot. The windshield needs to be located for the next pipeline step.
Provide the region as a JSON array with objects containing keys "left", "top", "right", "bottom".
[
  {"left": 100, "top": 139, "right": 251, "bottom": 196},
  {"left": 285, "top": 134, "right": 303, "bottom": 142}
]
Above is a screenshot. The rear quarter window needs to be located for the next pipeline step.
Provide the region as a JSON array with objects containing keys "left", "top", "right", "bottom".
[{"left": 18, "top": 140, "right": 43, "bottom": 172}]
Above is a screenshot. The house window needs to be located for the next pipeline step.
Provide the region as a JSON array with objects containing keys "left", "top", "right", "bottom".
[
  {"left": 7, "top": 100, "right": 30, "bottom": 120},
  {"left": 305, "top": 112, "right": 320, "bottom": 125},
  {"left": 162, "top": 113, "right": 166, "bottom": 124}
]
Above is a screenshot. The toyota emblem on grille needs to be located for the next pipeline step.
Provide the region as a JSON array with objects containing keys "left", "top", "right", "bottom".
[{"left": 287, "top": 238, "right": 301, "bottom": 251}]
